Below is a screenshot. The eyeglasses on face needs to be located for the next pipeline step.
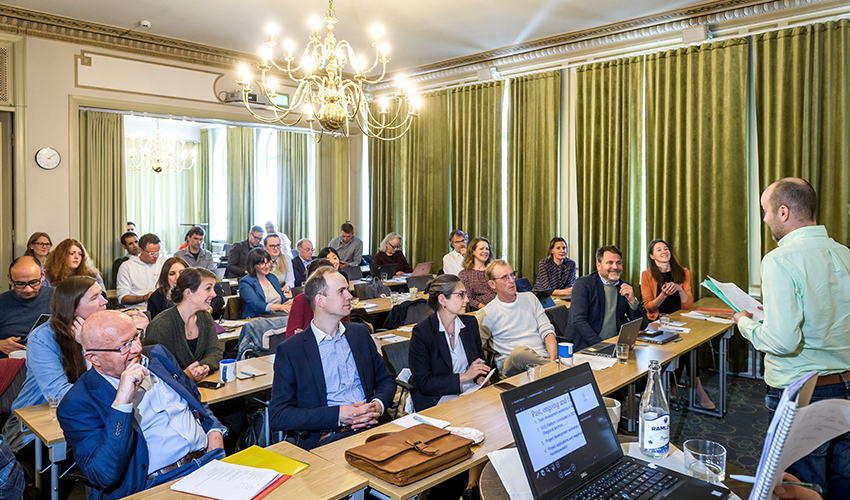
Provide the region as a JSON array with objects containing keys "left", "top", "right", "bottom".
[
  {"left": 493, "top": 271, "right": 518, "bottom": 283},
  {"left": 87, "top": 330, "right": 142, "bottom": 355},
  {"left": 449, "top": 290, "right": 468, "bottom": 299},
  {"left": 387, "top": 243, "right": 400, "bottom": 250},
  {"left": 266, "top": 244, "right": 281, "bottom": 249},
  {"left": 32, "top": 242, "right": 52, "bottom": 248},
  {"left": 12, "top": 279, "right": 41, "bottom": 290},
  {"left": 141, "top": 248, "right": 160, "bottom": 258}
]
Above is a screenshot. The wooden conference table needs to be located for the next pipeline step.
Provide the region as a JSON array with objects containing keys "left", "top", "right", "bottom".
[{"left": 312, "top": 298, "right": 735, "bottom": 500}]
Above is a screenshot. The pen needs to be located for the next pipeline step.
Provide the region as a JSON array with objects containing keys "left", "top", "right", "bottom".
[{"left": 239, "top": 370, "right": 257, "bottom": 378}]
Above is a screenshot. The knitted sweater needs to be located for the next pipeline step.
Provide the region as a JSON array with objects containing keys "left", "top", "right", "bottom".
[{"left": 144, "top": 307, "right": 223, "bottom": 372}]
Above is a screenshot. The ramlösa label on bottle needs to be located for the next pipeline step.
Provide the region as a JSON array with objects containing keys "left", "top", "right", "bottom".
[{"left": 642, "top": 414, "right": 670, "bottom": 453}]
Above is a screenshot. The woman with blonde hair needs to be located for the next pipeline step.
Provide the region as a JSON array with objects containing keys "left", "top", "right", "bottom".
[
  {"left": 371, "top": 232, "right": 412, "bottom": 277},
  {"left": 24, "top": 232, "right": 53, "bottom": 267},
  {"left": 43, "top": 238, "right": 104, "bottom": 289},
  {"left": 458, "top": 237, "right": 495, "bottom": 309}
]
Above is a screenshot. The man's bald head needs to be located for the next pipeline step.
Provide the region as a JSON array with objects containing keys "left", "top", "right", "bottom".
[
  {"left": 80, "top": 310, "right": 135, "bottom": 351},
  {"left": 8, "top": 256, "right": 44, "bottom": 300},
  {"left": 765, "top": 178, "right": 817, "bottom": 223}
]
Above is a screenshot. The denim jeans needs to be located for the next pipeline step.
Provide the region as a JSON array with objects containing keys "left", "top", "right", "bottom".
[
  {"left": 766, "top": 379, "right": 850, "bottom": 499},
  {"left": 145, "top": 447, "right": 226, "bottom": 490}
]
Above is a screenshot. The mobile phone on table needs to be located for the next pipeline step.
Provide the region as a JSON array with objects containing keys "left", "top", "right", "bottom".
[
  {"left": 197, "top": 381, "right": 224, "bottom": 390},
  {"left": 494, "top": 381, "right": 516, "bottom": 391}
]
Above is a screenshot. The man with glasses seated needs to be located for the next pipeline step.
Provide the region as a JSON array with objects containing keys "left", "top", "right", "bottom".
[
  {"left": 225, "top": 225, "right": 264, "bottom": 279},
  {"left": 0, "top": 256, "right": 55, "bottom": 355},
  {"left": 476, "top": 260, "right": 558, "bottom": 377},
  {"left": 117, "top": 233, "right": 166, "bottom": 306},
  {"left": 58, "top": 310, "right": 226, "bottom": 500}
]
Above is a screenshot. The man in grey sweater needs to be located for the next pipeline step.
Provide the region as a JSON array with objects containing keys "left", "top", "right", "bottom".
[{"left": 477, "top": 260, "right": 558, "bottom": 377}]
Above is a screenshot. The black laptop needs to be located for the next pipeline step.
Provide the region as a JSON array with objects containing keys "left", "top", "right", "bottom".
[
  {"left": 579, "top": 317, "right": 643, "bottom": 358},
  {"left": 374, "top": 263, "right": 398, "bottom": 280},
  {"left": 500, "top": 364, "right": 731, "bottom": 500},
  {"left": 341, "top": 266, "right": 364, "bottom": 281}
]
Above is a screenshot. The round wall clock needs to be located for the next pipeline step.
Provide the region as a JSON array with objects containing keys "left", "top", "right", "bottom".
[{"left": 35, "top": 147, "right": 61, "bottom": 170}]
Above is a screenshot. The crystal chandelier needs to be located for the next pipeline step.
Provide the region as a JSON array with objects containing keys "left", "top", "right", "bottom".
[
  {"left": 236, "top": 0, "right": 420, "bottom": 142},
  {"left": 127, "top": 121, "right": 195, "bottom": 173}
]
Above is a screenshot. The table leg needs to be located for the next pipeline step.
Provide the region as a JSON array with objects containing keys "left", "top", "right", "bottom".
[
  {"left": 48, "top": 441, "right": 66, "bottom": 500},
  {"left": 263, "top": 405, "right": 270, "bottom": 447},
  {"left": 34, "top": 436, "right": 42, "bottom": 491},
  {"left": 626, "top": 382, "right": 636, "bottom": 433},
  {"left": 687, "top": 328, "right": 731, "bottom": 418}
]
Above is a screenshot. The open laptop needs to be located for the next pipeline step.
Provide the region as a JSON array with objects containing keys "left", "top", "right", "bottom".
[
  {"left": 579, "top": 317, "right": 642, "bottom": 358},
  {"left": 410, "top": 262, "right": 433, "bottom": 276},
  {"left": 29, "top": 314, "right": 50, "bottom": 333},
  {"left": 500, "top": 364, "right": 731, "bottom": 500},
  {"left": 340, "top": 266, "right": 364, "bottom": 281},
  {"left": 374, "top": 263, "right": 398, "bottom": 280}
]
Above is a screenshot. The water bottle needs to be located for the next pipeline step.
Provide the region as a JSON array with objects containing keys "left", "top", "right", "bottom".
[{"left": 639, "top": 360, "right": 670, "bottom": 458}]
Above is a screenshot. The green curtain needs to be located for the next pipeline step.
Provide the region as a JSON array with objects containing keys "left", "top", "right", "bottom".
[
  {"left": 125, "top": 139, "right": 202, "bottom": 254},
  {"left": 368, "top": 100, "right": 408, "bottom": 256},
  {"left": 403, "top": 90, "right": 451, "bottom": 268},
  {"left": 226, "top": 127, "right": 257, "bottom": 243},
  {"left": 316, "top": 137, "right": 350, "bottom": 247},
  {"left": 575, "top": 57, "right": 644, "bottom": 287},
  {"left": 79, "top": 110, "right": 125, "bottom": 287},
  {"left": 198, "top": 129, "right": 212, "bottom": 250},
  {"left": 450, "top": 81, "right": 505, "bottom": 256},
  {"left": 507, "top": 71, "right": 561, "bottom": 282},
  {"left": 277, "top": 130, "right": 309, "bottom": 246},
  {"left": 754, "top": 20, "right": 850, "bottom": 250}
]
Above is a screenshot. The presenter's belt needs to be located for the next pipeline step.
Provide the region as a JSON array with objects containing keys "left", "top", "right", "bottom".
[
  {"left": 769, "top": 370, "right": 850, "bottom": 391},
  {"left": 147, "top": 449, "right": 205, "bottom": 480}
]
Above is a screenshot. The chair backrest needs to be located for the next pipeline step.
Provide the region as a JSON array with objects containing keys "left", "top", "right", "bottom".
[
  {"left": 515, "top": 277, "right": 533, "bottom": 292},
  {"left": 402, "top": 300, "right": 432, "bottom": 326},
  {"left": 0, "top": 359, "right": 26, "bottom": 429},
  {"left": 406, "top": 275, "right": 434, "bottom": 292},
  {"left": 290, "top": 249, "right": 299, "bottom": 259},
  {"left": 222, "top": 243, "right": 233, "bottom": 259},
  {"left": 291, "top": 286, "right": 304, "bottom": 297},
  {"left": 362, "top": 254, "right": 374, "bottom": 265},
  {"left": 381, "top": 340, "right": 410, "bottom": 378},
  {"left": 544, "top": 304, "right": 572, "bottom": 342}
]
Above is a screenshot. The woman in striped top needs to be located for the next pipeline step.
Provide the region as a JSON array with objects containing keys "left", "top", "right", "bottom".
[{"left": 533, "top": 237, "right": 577, "bottom": 297}]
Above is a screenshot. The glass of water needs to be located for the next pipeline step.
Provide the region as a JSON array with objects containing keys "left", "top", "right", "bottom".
[
  {"left": 526, "top": 363, "right": 542, "bottom": 381},
  {"left": 616, "top": 343, "right": 629, "bottom": 364},
  {"left": 683, "top": 439, "right": 726, "bottom": 483},
  {"left": 351, "top": 296, "right": 360, "bottom": 308},
  {"left": 48, "top": 396, "right": 61, "bottom": 421},
  {"left": 390, "top": 292, "right": 399, "bottom": 305}
]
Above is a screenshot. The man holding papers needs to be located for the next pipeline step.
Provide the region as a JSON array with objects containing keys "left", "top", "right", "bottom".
[
  {"left": 733, "top": 178, "right": 850, "bottom": 498},
  {"left": 57, "top": 310, "right": 226, "bottom": 500},
  {"left": 269, "top": 267, "right": 395, "bottom": 450}
]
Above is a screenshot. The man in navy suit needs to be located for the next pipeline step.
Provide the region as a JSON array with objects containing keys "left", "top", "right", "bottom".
[
  {"left": 269, "top": 267, "right": 395, "bottom": 450},
  {"left": 291, "top": 238, "right": 314, "bottom": 286},
  {"left": 57, "top": 311, "right": 226, "bottom": 500},
  {"left": 569, "top": 246, "right": 648, "bottom": 351}
]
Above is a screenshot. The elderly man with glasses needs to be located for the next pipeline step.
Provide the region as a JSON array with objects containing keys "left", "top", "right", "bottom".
[
  {"left": 475, "top": 259, "right": 558, "bottom": 377},
  {"left": 0, "top": 256, "right": 55, "bottom": 355},
  {"left": 117, "top": 233, "right": 166, "bottom": 306},
  {"left": 58, "top": 310, "right": 226, "bottom": 500}
]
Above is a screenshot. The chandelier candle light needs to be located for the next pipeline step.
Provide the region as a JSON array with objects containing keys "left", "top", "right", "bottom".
[
  {"left": 127, "top": 121, "right": 195, "bottom": 173},
  {"left": 236, "top": 0, "right": 420, "bottom": 142}
]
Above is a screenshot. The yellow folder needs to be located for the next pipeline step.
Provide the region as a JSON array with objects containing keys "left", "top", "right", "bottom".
[{"left": 222, "top": 445, "right": 310, "bottom": 476}]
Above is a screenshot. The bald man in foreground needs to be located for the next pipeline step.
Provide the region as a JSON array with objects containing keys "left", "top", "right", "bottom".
[{"left": 57, "top": 311, "right": 226, "bottom": 500}]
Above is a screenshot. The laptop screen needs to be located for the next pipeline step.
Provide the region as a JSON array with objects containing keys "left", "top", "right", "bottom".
[{"left": 501, "top": 364, "right": 622, "bottom": 500}]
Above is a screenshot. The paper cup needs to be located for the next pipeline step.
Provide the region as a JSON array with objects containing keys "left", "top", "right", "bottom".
[
  {"left": 602, "top": 397, "right": 621, "bottom": 428},
  {"left": 219, "top": 359, "right": 237, "bottom": 383}
]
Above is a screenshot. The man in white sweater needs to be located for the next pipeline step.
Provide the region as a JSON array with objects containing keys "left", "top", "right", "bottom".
[{"left": 477, "top": 260, "right": 558, "bottom": 377}]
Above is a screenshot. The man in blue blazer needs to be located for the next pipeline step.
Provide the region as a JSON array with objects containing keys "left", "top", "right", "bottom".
[
  {"left": 269, "top": 267, "right": 395, "bottom": 450},
  {"left": 57, "top": 311, "right": 226, "bottom": 500},
  {"left": 569, "top": 246, "right": 648, "bottom": 351},
  {"left": 291, "top": 238, "right": 314, "bottom": 287}
]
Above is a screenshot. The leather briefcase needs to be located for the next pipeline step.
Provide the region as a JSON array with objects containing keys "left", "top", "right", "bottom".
[{"left": 344, "top": 424, "right": 474, "bottom": 485}]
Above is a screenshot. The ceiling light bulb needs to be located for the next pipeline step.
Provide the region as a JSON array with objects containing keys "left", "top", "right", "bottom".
[
  {"left": 304, "top": 56, "right": 315, "bottom": 71},
  {"left": 354, "top": 55, "right": 365, "bottom": 70},
  {"left": 396, "top": 76, "right": 406, "bottom": 88},
  {"left": 239, "top": 63, "right": 250, "bottom": 81},
  {"left": 260, "top": 45, "right": 271, "bottom": 61},
  {"left": 371, "top": 25, "right": 384, "bottom": 39},
  {"left": 379, "top": 97, "right": 389, "bottom": 111},
  {"left": 267, "top": 77, "right": 277, "bottom": 93},
  {"left": 380, "top": 43, "right": 389, "bottom": 55},
  {"left": 285, "top": 40, "right": 295, "bottom": 52},
  {"left": 412, "top": 96, "right": 422, "bottom": 110},
  {"left": 310, "top": 16, "right": 321, "bottom": 29},
  {"left": 267, "top": 23, "right": 277, "bottom": 36}
]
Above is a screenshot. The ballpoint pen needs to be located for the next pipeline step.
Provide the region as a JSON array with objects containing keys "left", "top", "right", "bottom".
[{"left": 240, "top": 370, "right": 257, "bottom": 378}]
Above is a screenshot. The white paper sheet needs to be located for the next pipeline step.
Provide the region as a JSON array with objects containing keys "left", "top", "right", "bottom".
[
  {"left": 170, "top": 460, "right": 281, "bottom": 500},
  {"left": 377, "top": 334, "right": 408, "bottom": 343},
  {"left": 218, "top": 319, "right": 249, "bottom": 328},
  {"left": 681, "top": 312, "right": 736, "bottom": 325},
  {"left": 564, "top": 354, "right": 618, "bottom": 371},
  {"left": 397, "top": 326, "right": 414, "bottom": 332},
  {"left": 703, "top": 276, "right": 765, "bottom": 322},
  {"left": 392, "top": 413, "right": 450, "bottom": 429},
  {"left": 236, "top": 364, "right": 267, "bottom": 380}
]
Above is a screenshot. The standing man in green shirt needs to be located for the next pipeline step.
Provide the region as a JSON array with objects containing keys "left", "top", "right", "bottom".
[{"left": 734, "top": 178, "right": 850, "bottom": 498}]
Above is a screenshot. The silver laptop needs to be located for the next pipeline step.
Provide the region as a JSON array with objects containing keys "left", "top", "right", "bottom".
[
  {"left": 410, "top": 262, "right": 433, "bottom": 276},
  {"left": 638, "top": 329, "right": 680, "bottom": 345},
  {"left": 579, "top": 317, "right": 642, "bottom": 358}
]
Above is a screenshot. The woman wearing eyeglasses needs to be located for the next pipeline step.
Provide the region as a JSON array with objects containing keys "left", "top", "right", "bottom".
[
  {"left": 264, "top": 233, "right": 294, "bottom": 294},
  {"left": 458, "top": 237, "right": 496, "bottom": 309},
  {"left": 239, "top": 248, "right": 292, "bottom": 319},
  {"left": 147, "top": 256, "right": 188, "bottom": 319},
  {"left": 3, "top": 276, "right": 106, "bottom": 485},
  {"left": 371, "top": 232, "right": 412, "bottom": 277},
  {"left": 409, "top": 274, "right": 490, "bottom": 499},
  {"left": 24, "top": 232, "right": 53, "bottom": 267},
  {"left": 43, "top": 238, "right": 104, "bottom": 290},
  {"left": 145, "top": 268, "right": 223, "bottom": 382}
]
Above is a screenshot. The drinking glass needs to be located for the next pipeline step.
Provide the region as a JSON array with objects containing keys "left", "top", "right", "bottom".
[
  {"left": 390, "top": 292, "right": 399, "bottom": 305},
  {"left": 683, "top": 439, "right": 726, "bottom": 483},
  {"left": 48, "top": 396, "right": 61, "bottom": 421},
  {"left": 616, "top": 343, "right": 629, "bottom": 364},
  {"left": 526, "top": 363, "right": 542, "bottom": 381}
]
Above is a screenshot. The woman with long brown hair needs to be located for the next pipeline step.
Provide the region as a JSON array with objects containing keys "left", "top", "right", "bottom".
[
  {"left": 147, "top": 256, "right": 188, "bottom": 318},
  {"left": 458, "top": 237, "right": 495, "bottom": 309},
  {"left": 43, "top": 238, "right": 104, "bottom": 289}
]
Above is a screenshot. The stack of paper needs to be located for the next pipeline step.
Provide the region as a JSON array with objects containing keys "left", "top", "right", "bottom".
[
  {"left": 700, "top": 276, "right": 764, "bottom": 322},
  {"left": 170, "top": 460, "right": 287, "bottom": 500},
  {"left": 222, "top": 445, "right": 309, "bottom": 475}
]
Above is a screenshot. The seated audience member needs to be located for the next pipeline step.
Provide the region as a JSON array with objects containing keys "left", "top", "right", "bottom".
[
  {"left": 225, "top": 225, "right": 264, "bottom": 279},
  {"left": 126, "top": 221, "right": 136, "bottom": 233},
  {"left": 239, "top": 248, "right": 291, "bottom": 318},
  {"left": 174, "top": 226, "right": 215, "bottom": 270},
  {"left": 0, "top": 257, "right": 55, "bottom": 354},
  {"left": 264, "top": 220, "right": 292, "bottom": 253},
  {"left": 0, "top": 435, "right": 24, "bottom": 500},
  {"left": 117, "top": 233, "right": 165, "bottom": 305},
  {"left": 569, "top": 245, "right": 648, "bottom": 351},
  {"left": 24, "top": 231, "right": 53, "bottom": 267},
  {"left": 112, "top": 232, "right": 140, "bottom": 289},
  {"left": 269, "top": 267, "right": 395, "bottom": 450},
  {"left": 285, "top": 259, "right": 350, "bottom": 339},
  {"left": 291, "top": 239, "right": 315, "bottom": 286},
  {"left": 57, "top": 310, "right": 226, "bottom": 500},
  {"left": 371, "top": 232, "right": 413, "bottom": 277},
  {"left": 442, "top": 230, "right": 468, "bottom": 276},
  {"left": 317, "top": 247, "right": 342, "bottom": 271},
  {"left": 458, "top": 237, "right": 496, "bottom": 309},
  {"left": 145, "top": 268, "right": 223, "bottom": 382},
  {"left": 533, "top": 237, "right": 577, "bottom": 297},
  {"left": 478, "top": 260, "right": 558, "bottom": 376},
  {"left": 641, "top": 239, "right": 714, "bottom": 409},
  {"left": 147, "top": 257, "right": 188, "bottom": 319},
  {"left": 265, "top": 233, "right": 294, "bottom": 293},
  {"left": 44, "top": 238, "right": 105, "bottom": 289},
  {"left": 328, "top": 223, "right": 363, "bottom": 268}
]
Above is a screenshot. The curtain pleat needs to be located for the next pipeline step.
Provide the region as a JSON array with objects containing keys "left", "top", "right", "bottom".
[
  {"left": 755, "top": 20, "right": 850, "bottom": 250},
  {"left": 575, "top": 57, "right": 644, "bottom": 287},
  {"left": 316, "top": 138, "right": 350, "bottom": 247},
  {"left": 277, "top": 131, "right": 310, "bottom": 245},
  {"left": 507, "top": 71, "right": 561, "bottom": 281},
  {"left": 198, "top": 129, "right": 212, "bottom": 250},
  {"left": 226, "top": 127, "right": 257, "bottom": 242},
  {"left": 450, "top": 81, "right": 505, "bottom": 256},
  {"left": 368, "top": 100, "right": 408, "bottom": 257},
  {"left": 79, "top": 110, "right": 125, "bottom": 286}
]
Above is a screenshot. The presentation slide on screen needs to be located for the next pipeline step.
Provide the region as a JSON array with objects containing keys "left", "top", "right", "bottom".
[{"left": 516, "top": 390, "right": 590, "bottom": 472}]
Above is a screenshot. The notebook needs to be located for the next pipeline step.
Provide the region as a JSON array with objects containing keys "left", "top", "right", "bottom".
[
  {"left": 500, "top": 363, "right": 731, "bottom": 500},
  {"left": 579, "top": 317, "right": 642, "bottom": 357}
]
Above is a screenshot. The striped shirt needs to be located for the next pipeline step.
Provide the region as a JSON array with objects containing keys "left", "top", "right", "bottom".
[
  {"left": 458, "top": 268, "right": 496, "bottom": 309},
  {"left": 533, "top": 257, "right": 577, "bottom": 291}
]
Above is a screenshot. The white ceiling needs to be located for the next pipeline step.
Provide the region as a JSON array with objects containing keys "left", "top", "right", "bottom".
[{"left": 8, "top": 0, "right": 706, "bottom": 73}]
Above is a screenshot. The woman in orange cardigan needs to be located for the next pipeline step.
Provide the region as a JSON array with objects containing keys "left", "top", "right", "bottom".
[{"left": 641, "top": 239, "right": 714, "bottom": 410}]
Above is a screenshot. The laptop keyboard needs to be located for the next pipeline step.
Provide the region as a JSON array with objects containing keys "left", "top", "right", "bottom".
[{"left": 572, "top": 461, "right": 680, "bottom": 500}]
